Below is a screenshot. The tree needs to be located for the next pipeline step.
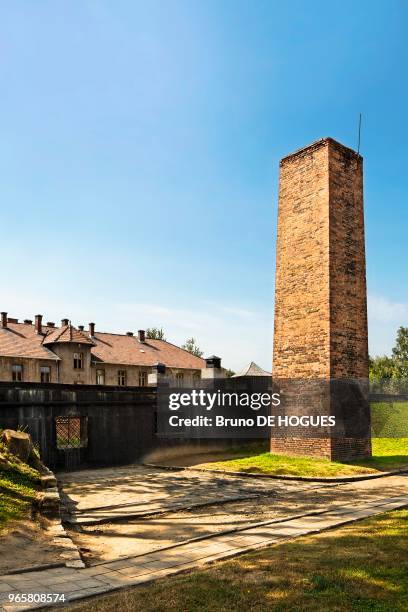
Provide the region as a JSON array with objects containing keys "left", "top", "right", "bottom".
[
  {"left": 182, "top": 337, "right": 203, "bottom": 358},
  {"left": 392, "top": 326, "right": 408, "bottom": 378},
  {"left": 225, "top": 369, "right": 235, "bottom": 378},
  {"left": 146, "top": 327, "right": 166, "bottom": 340},
  {"left": 369, "top": 326, "right": 408, "bottom": 393},
  {"left": 369, "top": 355, "right": 395, "bottom": 382}
]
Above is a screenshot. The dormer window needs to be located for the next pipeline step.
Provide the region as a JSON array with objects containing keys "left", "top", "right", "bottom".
[{"left": 73, "top": 352, "right": 83, "bottom": 370}]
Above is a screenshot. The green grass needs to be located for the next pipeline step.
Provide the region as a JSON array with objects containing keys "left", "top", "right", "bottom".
[
  {"left": 361, "top": 438, "right": 408, "bottom": 470},
  {"left": 371, "top": 402, "right": 408, "bottom": 437},
  {"left": 194, "top": 438, "right": 408, "bottom": 477},
  {"left": 192, "top": 404, "right": 408, "bottom": 477},
  {"left": 195, "top": 451, "right": 374, "bottom": 477},
  {"left": 0, "top": 441, "right": 40, "bottom": 532},
  {"left": 68, "top": 509, "right": 408, "bottom": 612}
]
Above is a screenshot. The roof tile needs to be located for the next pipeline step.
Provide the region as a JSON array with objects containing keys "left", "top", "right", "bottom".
[
  {"left": 43, "top": 325, "right": 95, "bottom": 346},
  {"left": 0, "top": 322, "right": 205, "bottom": 369}
]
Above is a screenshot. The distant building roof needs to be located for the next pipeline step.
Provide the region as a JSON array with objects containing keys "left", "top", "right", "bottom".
[
  {"left": 91, "top": 333, "right": 205, "bottom": 368},
  {"left": 0, "top": 319, "right": 205, "bottom": 369},
  {"left": 232, "top": 361, "right": 272, "bottom": 377},
  {"left": 0, "top": 323, "right": 60, "bottom": 360}
]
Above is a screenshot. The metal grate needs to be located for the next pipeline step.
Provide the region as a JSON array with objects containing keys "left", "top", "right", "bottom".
[{"left": 56, "top": 416, "right": 81, "bottom": 449}]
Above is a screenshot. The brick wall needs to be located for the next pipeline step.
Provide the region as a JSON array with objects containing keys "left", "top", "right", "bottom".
[
  {"left": 273, "top": 140, "right": 331, "bottom": 379},
  {"left": 272, "top": 138, "right": 371, "bottom": 461}
]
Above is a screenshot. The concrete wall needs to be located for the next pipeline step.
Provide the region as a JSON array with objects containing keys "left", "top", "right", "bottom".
[
  {"left": 50, "top": 343, "right": 93, "bottom": 384},
  {"left": 0, "top": 353, "right": 201, "bottom": 388},
  {"left": 90, "top": 364, "right": 201, "bottom": 387},
  {"left": 0, "top": 380, "right": 253, "bottom": 471},
  {"left": 0, "top": 381, "right": 157, "bottom": 469},
  {"left": 0, "top": 356, "right": 58, "bottom": 384}
]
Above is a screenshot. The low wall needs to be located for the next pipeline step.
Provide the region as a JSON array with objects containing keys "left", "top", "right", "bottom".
[{"left": 0, "top": 381, "right": 157, "bottom": 470}]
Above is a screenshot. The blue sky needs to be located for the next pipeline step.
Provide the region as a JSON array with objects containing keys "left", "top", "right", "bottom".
[{"left": 1, "top": 1, "right": 407, "bottom": 371}]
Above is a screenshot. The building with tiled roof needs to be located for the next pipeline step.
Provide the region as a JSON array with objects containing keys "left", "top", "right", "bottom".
[{"left": 0, "top": 312, "right": 208, "bottom": 387}]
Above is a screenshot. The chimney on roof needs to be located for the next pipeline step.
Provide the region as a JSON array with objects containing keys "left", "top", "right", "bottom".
[
  {"left": 89, "top": 322, "right": 95, "bottom": 336},
  {"left": 35, "top": 314, "right": 43, "bottom": 335},
  {"left": 61, "top": 318, "right": 69, "bottom": 327},
  {"left": 126, "top": 331, "right": 134, "bottom": 336},
  {"left": 24, "top": 319, "right": 33, "bottom": 325},
  {"left": 201, "top": 355, "right": 225, "bottom": 380},
  {"left": 138, "top": 329, "right": 145, "bottom": 343},
  {"left": 47, "top": 322, "right": 55, "bottom": 328},
  {"left": 205, "top": 355, "right": 222, "bottom": 369},
  {"left": 147, "top": 362, "right": 167, "bottom": 386},
  {"left": 78, "top": 325, "right": 84, "bottom": 331},
  {"left": 1, "top": 312, "right": 7, "bottom": 328}
]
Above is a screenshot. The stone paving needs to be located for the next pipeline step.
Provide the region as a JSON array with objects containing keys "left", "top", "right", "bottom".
[
  {"left": 59, "top": 465, "right": 326, "bottom": 524},
  {"left": 0, "top": 493, "right": 407, "bottom": 610}
]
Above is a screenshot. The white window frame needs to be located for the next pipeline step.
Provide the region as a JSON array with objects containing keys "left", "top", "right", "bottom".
[
  {"left": 73, "top": 352, "right": 84, "bottom": 370},
  {"left": 118, "top": 370, "right": 127, "bottom": 386},
  {"left": 12, "top": 364, "right": 23, "bottom": 382},
  {"left": 96, "top": 369, "right": 105, "bottom": 385}
]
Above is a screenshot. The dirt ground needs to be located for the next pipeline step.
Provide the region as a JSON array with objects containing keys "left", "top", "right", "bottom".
[
  {"left": 65, "top": 473, "right": 408, "bottom": 566},
  {"left": 0, "top": 515, "right": 67, "bottom": 574}
]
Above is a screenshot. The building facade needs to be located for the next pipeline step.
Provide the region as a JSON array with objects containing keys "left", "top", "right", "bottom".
[{"left": 0, "top": 313, "right": 206, "bottom": 387}]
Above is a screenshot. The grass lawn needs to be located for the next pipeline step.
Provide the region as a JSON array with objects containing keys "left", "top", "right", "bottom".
[
  {"left": 191, "top": 403, "right": 408, "bottom": 477},
  {"left": 0, "top": 441, "right": 40, "bottom": 533},
  {"left": 193, "top": 438, "right": 408, "bottom": 477},
  {"left": 371, "top": 402, "right": 408, "bottom": 438},
  {"left": 68, "top": 509, "right": 408, "bottom": 612}
]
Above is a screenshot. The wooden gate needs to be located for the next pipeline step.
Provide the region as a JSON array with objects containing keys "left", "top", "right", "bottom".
[{"left": 55, "top": 415, "right": 87, "bottom": 471}]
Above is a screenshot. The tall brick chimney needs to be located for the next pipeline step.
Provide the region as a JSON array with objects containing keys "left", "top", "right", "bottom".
[
  {"left": 272, "top": 138, "right": 370, "bottom": 462},
  {"left": 35, "top": 314, "right": 43, "bottom": 335},
  {"left": 1, "top": 312, "right": 7, "bottom": 328},
  {"left": 138, "top": 329, "right": 145, "bottom": 343},
  {"left": 89, "top": 322, "right": 95, "bottom": 336}
]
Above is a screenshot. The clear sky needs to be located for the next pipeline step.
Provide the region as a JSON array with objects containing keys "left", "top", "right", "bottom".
[{"left": 1, "top": 1, "right": 407, "bottom": 371}]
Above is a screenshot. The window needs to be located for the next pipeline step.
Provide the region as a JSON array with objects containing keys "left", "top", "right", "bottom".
[
  {"left": 73, "top": 352, "right": 84, "bottom": 370},
  {"left": 193, "top": 372, "right": 201, "bottom": 387},
  {"left": 40, "top": 366, "right": 51, "bottom": 383},
  {"left": 139, "top": 370, "right": 147, "bottom": 386},
  {"left": 118, "top": 370, "right": 127, "bottom": 386},
  {"left": 175, "top": 372, "right": 184, "bottom": 388},
  {"left": 12, "top": 364, "right": 23, "bottom": 382},
  {"left": 96, "top": 369, "right": 105, "bottom": 385}
]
